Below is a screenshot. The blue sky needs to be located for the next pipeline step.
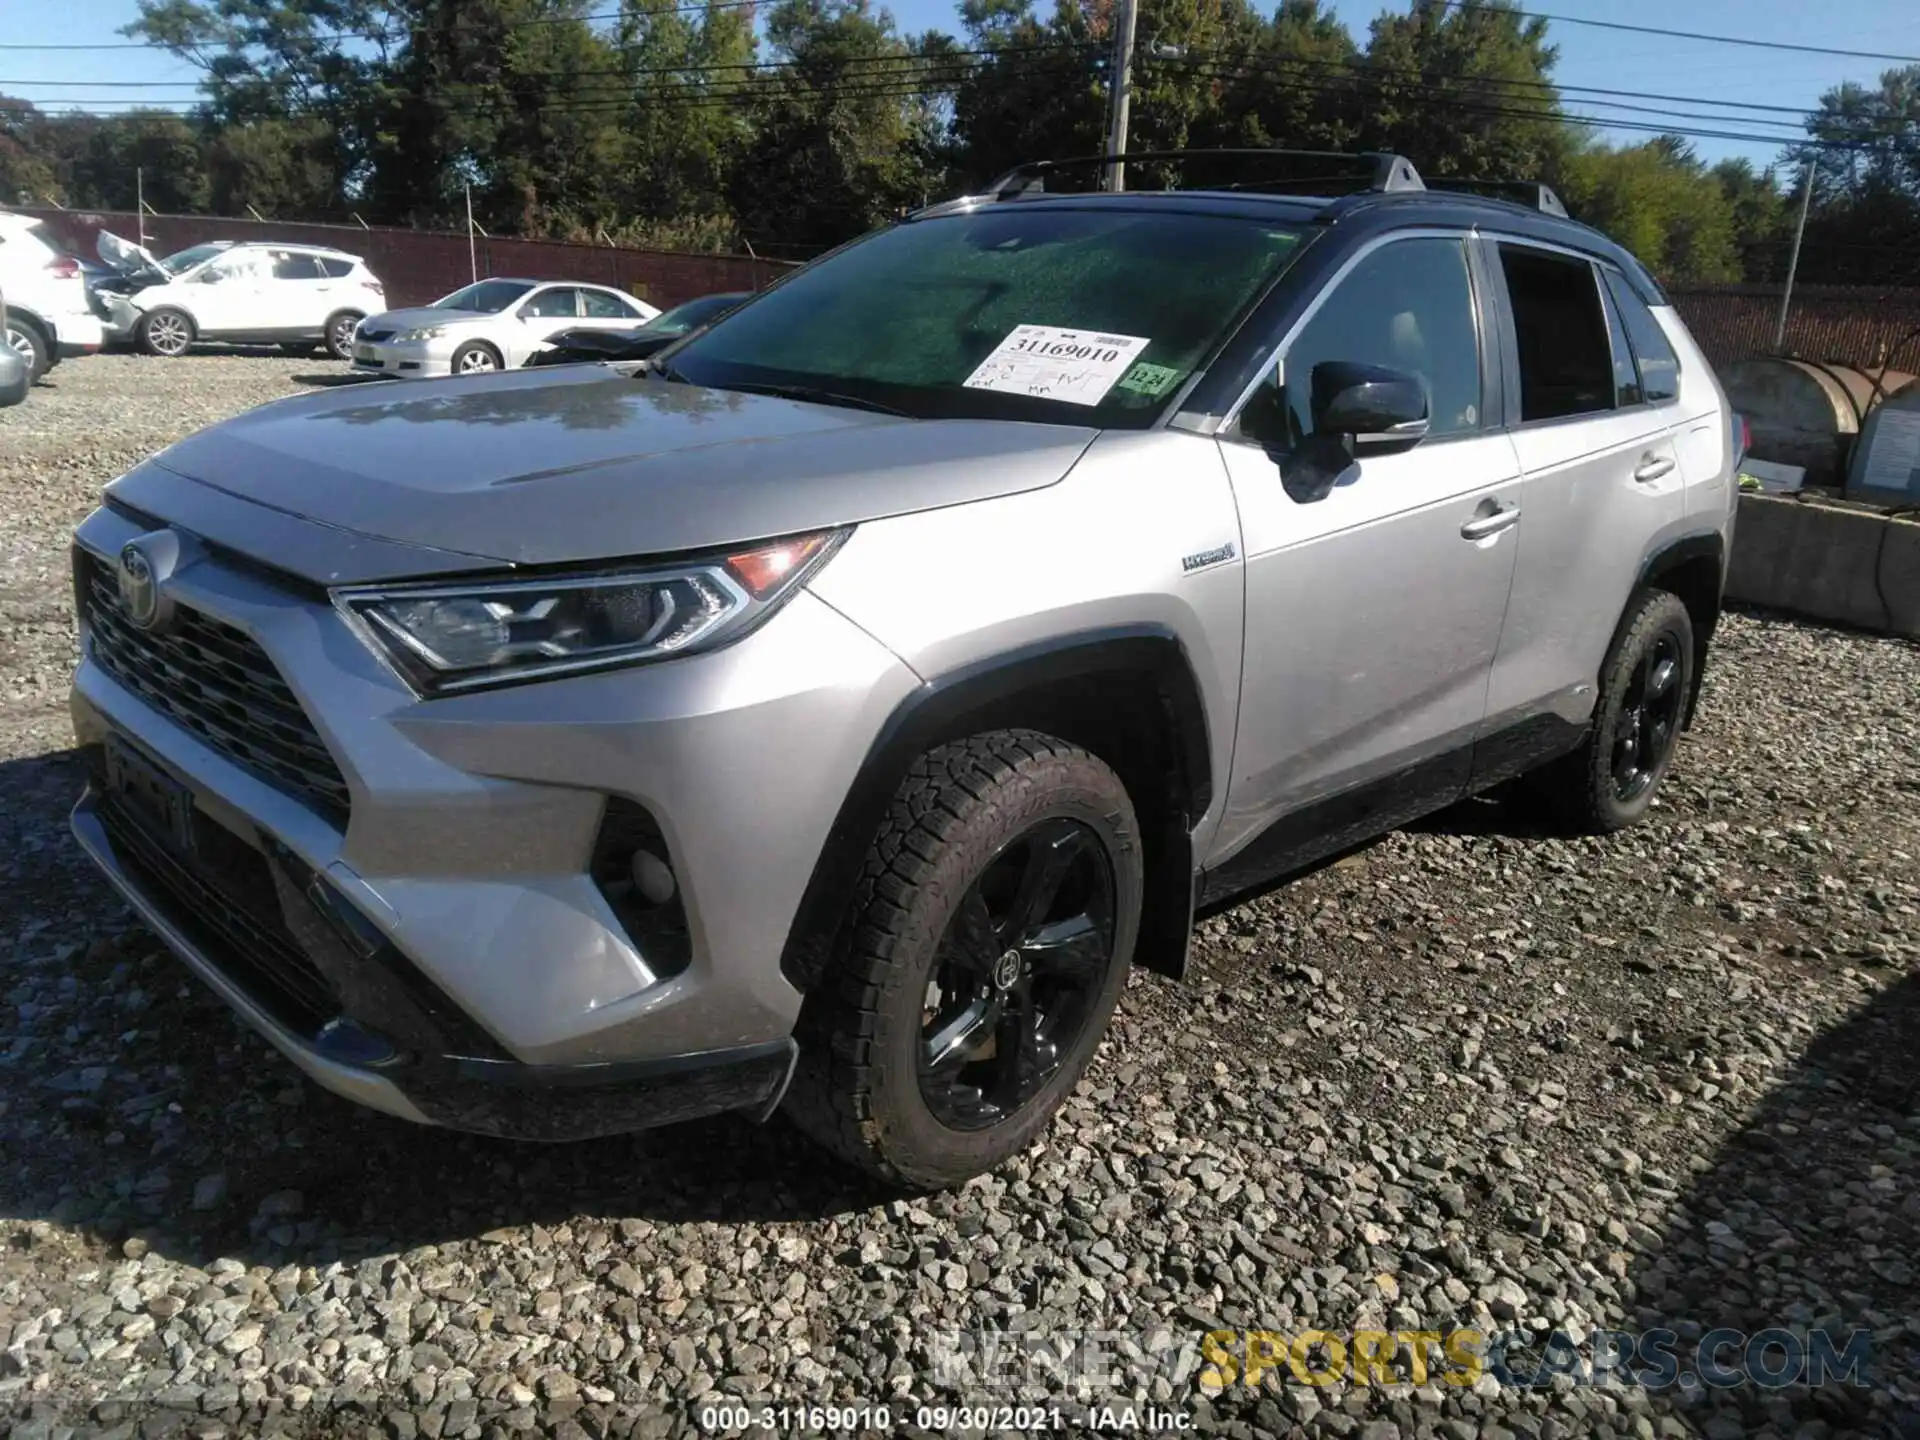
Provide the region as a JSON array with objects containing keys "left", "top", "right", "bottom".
[{"left": 5, "top": 0, "right": 1916, "bottom": 173}]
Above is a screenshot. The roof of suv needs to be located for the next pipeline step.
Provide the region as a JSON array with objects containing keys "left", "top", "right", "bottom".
[{"left": 912, "top": 175, "right": 1668, "bottom": 305}]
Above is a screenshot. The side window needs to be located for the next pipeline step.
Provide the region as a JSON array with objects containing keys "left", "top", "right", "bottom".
[
  {"left": 523, "top": 287, "right": 580, "bottom": 319},
  {"left": 271, "top": 251, "right": 323, "bottom": 280},
  {"left": 1236, "top": 236, "right": 1482, "bottom": 451},
  {"left": 1602, "top": 269, "right": 1680, "bottom": 404},
  {"left": 1599, "top": 273, "right": 1642, "bottom": 407},
  {"left": 1498, "top": 245, "right": 1615, "bottom": 422},
  {"left": 318, "top": 257, "right": 357, "bottom": 279},
  {"left": 581, "top": 289, "right": 637, "bottom": 319}
]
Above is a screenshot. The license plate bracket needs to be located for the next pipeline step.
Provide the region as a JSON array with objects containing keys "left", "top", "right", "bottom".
[
  {"left": 105, "top": 736, "right": 197, "bottom": 855},
  {"left": 353, "top": 344, "right": 378, "bottom": 364}
]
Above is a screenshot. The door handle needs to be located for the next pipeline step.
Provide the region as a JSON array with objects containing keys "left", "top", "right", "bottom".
[
  {"left": 1634, "top": 453, "right": 1676, "bottom": 484},
  {"left": 1460, "top": 503, "right": 1521, "bottom": 540}
]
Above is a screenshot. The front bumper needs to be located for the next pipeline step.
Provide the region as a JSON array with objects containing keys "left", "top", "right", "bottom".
[
  {"left": 350, "top": 336, "right": 456, "bottom": 378},
  {"left": 73, "top": 783, "right": 795, "bottom": 1138},
  {"left": 68, "top": 503, "right": 917, "bottom": 1135}
]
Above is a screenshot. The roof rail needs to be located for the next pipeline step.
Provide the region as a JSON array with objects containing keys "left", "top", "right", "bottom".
[
  {"left": 1421, "top": 178, "right": 1569, "bottom": 218},
  {"left": 978, "top": 149, "right": 1426, "bottom": 202}
]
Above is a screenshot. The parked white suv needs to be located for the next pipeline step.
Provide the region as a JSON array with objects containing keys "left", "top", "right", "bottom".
[
  {"left": 0, "top": 212, "right": 106, "bottom": 380},
  {"left": 92, "top": 234, "right": 386, "bottom": 359}
]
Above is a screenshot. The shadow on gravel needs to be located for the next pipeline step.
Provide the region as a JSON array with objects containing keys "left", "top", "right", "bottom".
[
  {"left": 1406, "top": 786, "right": 1564, "bottom": 841},
  {"left": 0, "top": 750, "right": 887, "bottom": 1278},
  {"left": 292, "top": 372, "right": 382, "bottom": 389},
  {"left": 1628, "top": 970, "right": 1920, "bottom": 1437}
]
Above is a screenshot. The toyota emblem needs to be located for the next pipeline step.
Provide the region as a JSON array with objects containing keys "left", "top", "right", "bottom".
[
  {"left": 117, "top": 544, "right": 158, "bottom": 627},
  {"left": 115, "top": 531, "right": 184, "bottom": 633}
]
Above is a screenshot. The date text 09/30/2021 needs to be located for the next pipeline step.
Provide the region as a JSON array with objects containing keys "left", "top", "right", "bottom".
[{"left": 697, "top": 1402, "right": 1192, "bottom": 1432}]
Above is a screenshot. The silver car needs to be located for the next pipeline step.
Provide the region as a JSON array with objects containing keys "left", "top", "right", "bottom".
[
  {"left": 350, "top": 278, "right": 660, "bottom": 378},
  {"left": 68, "top": 152, "right": 1740, "bottom": 1188}
]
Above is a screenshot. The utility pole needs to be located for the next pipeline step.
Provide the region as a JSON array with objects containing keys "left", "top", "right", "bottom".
[
  {"left": 1773, "top": 153, "right": 1818, "bottom": 354},
  {"left": 465, "top": 181, "right": 477, "bottom": 284},
  {"left": 1103, "top": 0, "right": 1139, "bottom": 193},
  {"left": 136, "top": 167, "right": 147, "bottom": 250}
]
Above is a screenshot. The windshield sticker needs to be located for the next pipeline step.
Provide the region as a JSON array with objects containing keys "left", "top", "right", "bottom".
[
  {"left": 1116, "top": 361, "right": 1183, "bottom": 398},
  {"left": 963, "top": 324, "right": 1151, "bottom": 407}
]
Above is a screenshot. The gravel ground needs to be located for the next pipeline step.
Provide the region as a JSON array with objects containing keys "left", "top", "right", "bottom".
[{"left": 2, "top": 354, "right": 1919, "bottom": 1440}]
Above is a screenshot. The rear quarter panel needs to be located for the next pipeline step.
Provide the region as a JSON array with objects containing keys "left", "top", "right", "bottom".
[{"left": 1658, "top": 307, "right": 1737, "bottom": 544}]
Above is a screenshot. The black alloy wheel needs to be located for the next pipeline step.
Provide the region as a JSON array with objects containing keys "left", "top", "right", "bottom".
[
  {"left": 1611, "top": 628, "right": 1685, "bottom": 802},
  {"left": 916, "top": 817, "right": 1116, "bottom": 1130}
]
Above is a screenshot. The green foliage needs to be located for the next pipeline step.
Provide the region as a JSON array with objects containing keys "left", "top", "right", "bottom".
[{"left": 1559, "top": 136, "right": 1742, "bottom": 285}]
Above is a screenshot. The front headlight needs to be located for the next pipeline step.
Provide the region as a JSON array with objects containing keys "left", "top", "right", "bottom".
[
  {"left": 334, "top": 531, "right": 844, "bottom": 695},
  {"left": 395, "top": 325, "right": 450, "bottom": 342}
]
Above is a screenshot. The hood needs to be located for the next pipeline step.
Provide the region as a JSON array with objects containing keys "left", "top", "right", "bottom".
[
  {"left": 108, "top": 365, "right": 1097, "bottom": 581},
  {"left": 363, "top": 306, "right": 490, "bottom": 331},
  {"left": 96, "top": 229, "right": 164, "bottom": 278}
]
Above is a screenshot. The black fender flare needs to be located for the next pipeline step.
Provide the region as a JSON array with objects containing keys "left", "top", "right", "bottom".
[
  {"left": 778, "top": 625, "right": 1214, "bottom": 994},
  {"left": 1636, "top": 529, "right": 1727, "bottom": 729}
]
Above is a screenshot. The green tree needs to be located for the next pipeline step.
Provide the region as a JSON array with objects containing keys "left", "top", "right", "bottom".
[
  {"left": 727, "top": 0, "right": 945, "bottom": 252},
  {"left": 1559, "top": 136, "right": 1741, "bottom": 285},
  {"left": 1778, "top": 66, "right": 1920, "bottom": 285},
  {"left": 1359, "top": 0, "right": 1568, "bottom": 182},
  {"left": 0, "top": 98, "right": 62, "bottom": 207},
  {"left": 1711, "top": 157, "right": 1786, "bottom": 282}
]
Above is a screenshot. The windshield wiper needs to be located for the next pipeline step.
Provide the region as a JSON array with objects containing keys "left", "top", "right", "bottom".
[{"left": 712, "top": 380, "right": 910, "bottom": 417}]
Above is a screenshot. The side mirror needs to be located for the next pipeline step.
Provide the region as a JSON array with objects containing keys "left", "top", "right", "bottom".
[{"left": 1310, "top": 361, "right": 1431, "bottom": 451}]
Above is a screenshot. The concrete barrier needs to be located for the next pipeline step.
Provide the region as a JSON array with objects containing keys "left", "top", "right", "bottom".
[{"left": 1725, "top": 492, "right": 1920, "bottom": 638}]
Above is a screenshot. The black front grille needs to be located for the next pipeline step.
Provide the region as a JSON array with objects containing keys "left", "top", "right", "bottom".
[
  {"left": 96, "top": 792, "right": 338, "bottom": 1035},
  {"left": 356, "top": 328, "right": 394, "bottom": 343},
  {"left": 81, "top": 552, "right": 351, "bottom": 825}
]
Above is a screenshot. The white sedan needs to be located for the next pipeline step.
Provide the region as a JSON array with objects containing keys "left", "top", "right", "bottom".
[{"left": 351, "top": 279, "right": 660, "bottom": 378}]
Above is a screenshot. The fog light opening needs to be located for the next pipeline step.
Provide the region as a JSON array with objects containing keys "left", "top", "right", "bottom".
[
  {"left": 630, "top": 849, "right": 677, "bottom": 906},
  {"left": 592, "top": 798, "right": 694, "bottom": 979}
]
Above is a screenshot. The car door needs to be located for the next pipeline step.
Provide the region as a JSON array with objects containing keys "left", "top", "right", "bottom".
[
  {"left": 1474, "top": 240, "right": 1686, "bottom": 782},
  {"left": 1207, "top": 232, "right": 1524, "bottom": 887},
  {"left": 511, "top": 285, "right": 581, "bottom": 365},
  {"left": 183, "top": 251, "right": 267, "bottom": 336},
  {"left": 265, "top": 250, "right": 330, "bottom": 334}
]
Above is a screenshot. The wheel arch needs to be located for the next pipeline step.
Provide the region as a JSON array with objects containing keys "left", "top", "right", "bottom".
[
  {"left": 778, "top": 625, "right": 1214, "bottom": 997},
  {"left": 1637, "top": 530, "right": 1725, "bottom": 730}
]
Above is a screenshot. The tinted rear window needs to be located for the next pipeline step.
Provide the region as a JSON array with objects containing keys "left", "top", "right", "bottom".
[{"left": 1602, "top": 269, "right": 1680, "bottom": 403}]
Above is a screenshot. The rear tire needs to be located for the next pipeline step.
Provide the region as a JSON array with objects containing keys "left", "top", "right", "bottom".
[
  {"left": 784, "top": 731, "right": 1142, "bottom": 1190},
  {"left": 4, "top": 315, "right": 50, "bottom": 381},
  {"left": 137, "top": 308, "right": 194, "bottom": 358},
  {"left": 1534, "top": 587, "right": 1695, "bottom": 834}
]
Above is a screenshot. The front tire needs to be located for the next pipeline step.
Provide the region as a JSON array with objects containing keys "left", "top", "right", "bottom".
[
  {"left": 785, "top": 731, "right": 1142, "bottom": 1190},
  {"left": 1537, "top": 587, "right": 1695, "bottom": 834},
  {"left": 4, "top": 315, "right": 50, "bottom": 380},
  {"left": 323, "top": 311, "right": 362, "bottom": 360},
  {"left": 451, "top": 340, "right": 502, "bottom": 375},
  {"left": 137, "top": 308, "right": 194, "bottom": 358}
]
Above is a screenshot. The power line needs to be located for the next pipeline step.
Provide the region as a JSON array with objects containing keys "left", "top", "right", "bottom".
[{"left": 1435, "top": 0, "right": 1920, "bottom": 66}]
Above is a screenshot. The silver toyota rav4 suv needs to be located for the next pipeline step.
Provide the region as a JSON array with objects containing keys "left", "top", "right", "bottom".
[{"left": 69, "top": 152, "right": 1740, "bottom": 1188}]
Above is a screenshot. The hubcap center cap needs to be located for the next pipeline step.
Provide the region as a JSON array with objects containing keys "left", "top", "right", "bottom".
[{"left": 991, "top": 949, "right": 1022, "bottom": 991}]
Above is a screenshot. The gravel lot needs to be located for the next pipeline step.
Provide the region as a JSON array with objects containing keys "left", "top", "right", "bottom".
[{"left": 2, "top": 354, "right": 1918, "bottom": 1440}]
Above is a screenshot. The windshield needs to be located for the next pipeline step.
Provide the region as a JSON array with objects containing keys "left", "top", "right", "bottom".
[
  {"left": 666, "top": 209, "right": 1305, "bottom": 425},
  {"left": 160, "top": 243, "right": 229, "bottom": 275},
  {"left": 434, "top": 280, "right": 535, "bottom": 313}
]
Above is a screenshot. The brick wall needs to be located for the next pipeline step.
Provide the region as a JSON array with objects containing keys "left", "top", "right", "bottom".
[
  {"left": 1668, "top": 284, "right": 1920, "bottom": 375},
  {"left": 19, "top": 208, "right": 794, "bottom": 310}
]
